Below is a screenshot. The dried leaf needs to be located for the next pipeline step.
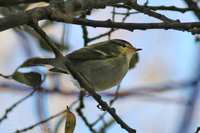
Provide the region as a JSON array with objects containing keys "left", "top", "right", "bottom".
[{"left": 65, "top": 107, "right": 76, "bottom": 133}]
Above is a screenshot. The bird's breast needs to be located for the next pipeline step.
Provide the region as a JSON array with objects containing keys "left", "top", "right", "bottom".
[{"left": 72, "top": 55, "right": 129, "bottom": 91}]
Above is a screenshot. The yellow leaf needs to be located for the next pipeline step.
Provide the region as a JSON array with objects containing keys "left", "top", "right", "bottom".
[{"left": 65, "top": 107, "right": 76, "bottom": 133}]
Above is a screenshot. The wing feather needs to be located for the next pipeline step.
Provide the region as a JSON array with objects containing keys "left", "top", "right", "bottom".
[{"left": 66, "top": 41, "right": 119, "bottom": 61}]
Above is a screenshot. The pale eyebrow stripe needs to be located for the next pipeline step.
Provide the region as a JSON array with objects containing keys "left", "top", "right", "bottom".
[
  {"left": 111, "top": 40, "right": 133, "bottom": 47},
  {"left": 111, "top": 40, "right": 126, "bottom": 47}
]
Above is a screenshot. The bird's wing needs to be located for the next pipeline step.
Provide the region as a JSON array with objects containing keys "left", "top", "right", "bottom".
[{"left": 66, "top": 44, "right": 118, "bottom": 61}]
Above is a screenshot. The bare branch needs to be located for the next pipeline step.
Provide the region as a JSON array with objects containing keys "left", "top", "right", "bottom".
[
  {"left": 112, "top": 4, "right": 198, "bottom": 13},
  {"left": 184, "top": 0, "right": 200, "bottom": 20},
  {"left": 76, "top": 91, "right": 97, "bottom": 133},
  {"left": 126, "top": 2, "right": 177, "bottom": 23},
  {"left": 55, "top": 17, "right": 200, "bottom": 34},
  {"left": 0, "top": 3, "right": 200, "bottom": 34},
  {"left": 15, "top": 99, "right": 79, "bottom": 133},
  {"left": 29, "top": 21, "right": 63, "bottom": 58},
  {"left": 0, "top": 90, "right": 36, "bottom": 124}
]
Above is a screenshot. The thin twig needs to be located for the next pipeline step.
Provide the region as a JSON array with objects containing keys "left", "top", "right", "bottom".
[
  {"left": 64, "top": 58, "right": 136, "bottom": 132},
  {"left": 87, "top": 8, "right": 131, "bottom": 43},
  {"left": 80, "top": 14, "right": 89, "bottom": 46},
  {"left": 0, "top": 90, "right": 36, "bottom": 124},
  {"left": 177, "top": 1, "right": 200, "bottom": 133},
  {"left": 177, "top": 82, "right": 199, "bottom": 133},
  {"left": 15, "top": 111, "right": 64, "bottom": 133},
  {"left": 91, "top": 84, "right": 121, "bottom": 127},
  {"left": 88, "top": 29, "right": 117, "bottom": 43},
  {"left": 54, "top": 17, "right": 200, "bottom": 34},
  {"left": 112, "top": 4, "right": 198, "bottom": 13},
  {"left": 29, "top": 21, "right": 63, "bottom": 58},
  {"left": 15, "top": 98, "right": 79, "bottom": 133},
  {"left": 0, "top": 80, "right": 195, "bottom": 104},
  {"left": 0, "top": 6, "right": 200, "bottom": 34},
  {"left": 98, "top": 119, "right": 115, "bottom": 133},
  {"left": 108, "top": 7, "right": 116, "bottom": 40},
  {"left": 127, "top": 2, "right": 177, "bottom": 23},
  {"left": 184, "top": 0, "right": 200, "bottom": 20},
  {"left": 76, "top": 91, "right": 97, "bottom": 133}
]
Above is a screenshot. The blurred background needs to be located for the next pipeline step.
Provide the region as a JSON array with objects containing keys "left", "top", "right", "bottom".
[{"left": 0, "top": 0, "right": 199, "bottom": 133}]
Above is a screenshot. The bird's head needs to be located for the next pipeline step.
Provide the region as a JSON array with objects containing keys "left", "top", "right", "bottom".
[{"left": 111, "top": 39, "right": 142, "bottom": 61}]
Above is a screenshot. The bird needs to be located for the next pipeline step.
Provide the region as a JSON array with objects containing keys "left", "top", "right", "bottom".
[{"left": 64, "top": 39, "right": 141, "bottom": 91}]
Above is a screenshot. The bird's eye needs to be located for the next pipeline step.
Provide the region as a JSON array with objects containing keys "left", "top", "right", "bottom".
[{"left": 121, "top": 43, "right": 128, "bottom": 47}]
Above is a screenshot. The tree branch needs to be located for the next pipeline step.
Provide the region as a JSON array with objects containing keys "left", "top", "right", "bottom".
[
  {"left": 15, "top": 99, "right": 79, "bottom": 133},
  {"left": 0, "top": 90, "right": 36, "bottom": 124},
  {"left": 27, "top": 19, "right": 136, "bottom": 132},
  {"left": 54, "top": 17, "right": 200, "bottom": 34},
  {"left": 0, "top": 6, "right": 199, "bottom": 34},
  {"left": 126, "top": 2, "right": 177, "bottom": 23},
  {"left": 76, "top": 91, "right": 97, "bottom": 133},
  {"left": 64, "top": 58, "right": 136, "bottom": 132},
  {"left": 184, "top": 0, "right": 200, "bottom": 20},
  {"left": 112, "top": 4, "right": 199, "bottom": 13}
]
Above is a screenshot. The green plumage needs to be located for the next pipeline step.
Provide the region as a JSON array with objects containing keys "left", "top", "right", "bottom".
[{"left": 64, "top": 39, "right": 140, "bottom": 91}]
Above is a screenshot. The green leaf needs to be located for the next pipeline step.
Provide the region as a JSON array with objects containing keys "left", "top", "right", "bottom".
[
  {"left": 20, "top": 57, "right": 69, "bottom": 74},
  {"left": 5, "top": 54, "right": 70, "bottom": 87},
  {"left": 20, "top": 57, "right": 55, "bottom": 67},
  {"left": 12, "top": 71, "right": 42, "bottom": 87}
]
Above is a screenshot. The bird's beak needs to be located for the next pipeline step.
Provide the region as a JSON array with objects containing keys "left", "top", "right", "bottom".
[
  {"left": 127, "top": 47, "right": 142, "bottom": 53},
  {"left": 136, "top": 48, "right": 142, "bottom": 51}
]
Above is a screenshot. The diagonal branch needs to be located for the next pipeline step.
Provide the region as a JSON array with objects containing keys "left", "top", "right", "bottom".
[
  {"left": 16, "top": 110, "right": 66, "bottom": 133},
  {"left": 126, "top": 2, "right": 177, "bottom": 23},
  {"left": 184, "top": 0, "right": 200, "bottom": 20},
  {"left": 26, "top": 15, "right": 136, "bottom": 132},
  {"left": 76, "top": 91, "right": 97, "bottom": 133},
  {"left": 64, "top": 58, "right": 136, "bottom": 132},
  {"left": 0, "top": 90, "right": 36, "bottom": 124},
  {"left": 29, "top": 21, "right": 63, "bottom": 58},
  {"left": 15, "top": 99, "right": 79, "bottom": 133}
]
